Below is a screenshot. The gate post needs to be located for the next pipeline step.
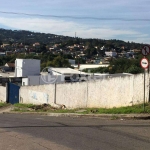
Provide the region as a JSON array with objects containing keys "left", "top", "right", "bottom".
[{"left": 6, "top": 82, "right": 9, "bottom": 103}]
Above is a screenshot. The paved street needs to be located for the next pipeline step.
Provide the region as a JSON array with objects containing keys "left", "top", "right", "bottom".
[{"left": 0, "top": 114, "right": 150, "bottom": 150}]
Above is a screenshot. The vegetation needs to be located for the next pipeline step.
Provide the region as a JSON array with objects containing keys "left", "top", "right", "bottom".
[
  {"left": 12, "top": 103, "right": 150, "bottom": 114},
  {"left": 0, "top": 28, "right": 146, "bottom": 74},
  {"left": 0, "top": 103, "right": 10, "bottom": 108},
  {"left": 0, "top": 28, "right": 144, "bottom": 48},
  {"left": 13, "top": 103, "right": 76, "bottom": 113},
  {"left": 80, "top": 103, "right": 150, "bottom": 114},
  {"left": 0, "top": 29, "right": 74, "bottom": 45},
  {"left": 0, "top": 53, "right": 72, "bottom": 70},
  {"left": 83, "top": 57, "right": 144, "bottom": 74}
]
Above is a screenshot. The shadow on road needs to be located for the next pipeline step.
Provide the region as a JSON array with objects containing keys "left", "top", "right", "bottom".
[{"left": 0, "top": 123, "right": 150, "bottom": 129}]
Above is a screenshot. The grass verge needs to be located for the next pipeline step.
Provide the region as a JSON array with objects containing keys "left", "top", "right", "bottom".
[
  {"left": 12, "top": 103, "right": 150, "bottom": 114},
  {"left": 13, "top": 103, "right": 77, "bottom": 113},
  {"left": 0, "top": 102, "right": 11, "bottom": 108},
  {"left": 80, "top": 103, "right": 150, "bottom": 114}
]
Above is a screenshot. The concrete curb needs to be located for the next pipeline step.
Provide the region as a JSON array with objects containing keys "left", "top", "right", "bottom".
[
  {"left": 47, "top": 113, "right": 150, "bottom": 120},
  {"left": 2, "top": 111, "right": 150, "bottom": 120}
]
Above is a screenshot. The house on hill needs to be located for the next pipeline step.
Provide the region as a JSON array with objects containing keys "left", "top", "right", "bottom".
[
  {"left": 0, "top": 62, "right": 15, "bottom": 72},
  {"left": 5, "top": 63, "right": 15, "bottom": 71}
]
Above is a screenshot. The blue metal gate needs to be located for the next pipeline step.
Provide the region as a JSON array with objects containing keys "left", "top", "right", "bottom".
[{"left": 8, "top": 82, "right": 20, "bottom": 104}]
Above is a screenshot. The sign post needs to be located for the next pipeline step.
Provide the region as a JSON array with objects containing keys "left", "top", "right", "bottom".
[
  {"left": 140, "top": 57, "right": 149, "bottom": 112},
  {"left": 142, "top": 45, "right": 150, "bottom": 56}
]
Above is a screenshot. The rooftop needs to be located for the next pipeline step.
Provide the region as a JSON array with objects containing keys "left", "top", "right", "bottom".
[
  {"left": 0, "top": 72, "right": 15, "bottom": 77},
  {"left": 49, "top": 68, "right": 87, "bottom": 75},
  {"left": 5, "top": 63, "right": 15, "bottom": 68}
]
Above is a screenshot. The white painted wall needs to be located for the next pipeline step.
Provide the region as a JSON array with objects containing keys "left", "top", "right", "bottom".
[
  {"left": 15, "top": 59, "right": 40, "bottom": 77},
  {"left": 87, "top": 76, "right": 133, "bottom": 108},
  {"left": 20, "top": 84, "right": 55, "bottom": 105},
  {"left": 56, "top": 82, "right": 88, "bottom": 108},
  {"left": 132, "top": 74, "right": 149, "bottom": 104},
  {"left": 19, "top": 73, "right": 149, "bottom": 108},
  {"left": 0, "top": 86, "right": 6, "bottom": 102}
]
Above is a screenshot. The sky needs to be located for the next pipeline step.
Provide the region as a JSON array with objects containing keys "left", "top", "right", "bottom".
[{"left": 0, "top": 0, "right": 150, "bottom": 44}]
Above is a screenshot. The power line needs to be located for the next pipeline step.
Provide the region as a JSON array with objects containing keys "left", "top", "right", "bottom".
[{"left": 0, "top": 11, "right": 150, "bottom": 21}]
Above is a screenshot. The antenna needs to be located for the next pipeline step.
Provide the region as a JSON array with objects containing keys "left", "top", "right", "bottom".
[{"left": 75, "top": 32, "right": 76, "bottom": 38}]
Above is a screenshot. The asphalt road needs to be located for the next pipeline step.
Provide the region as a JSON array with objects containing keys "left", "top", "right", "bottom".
[{"left": 0, "top": 114, "right": 150, "bottom": 150}]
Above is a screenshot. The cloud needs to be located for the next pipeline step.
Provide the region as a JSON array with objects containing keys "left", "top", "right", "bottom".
[
  {"left": 0, "top": 16, "right": 149, "bottom": 44},
  {"left": 0, "top": 0, "right": 149, "bottom": 45}
]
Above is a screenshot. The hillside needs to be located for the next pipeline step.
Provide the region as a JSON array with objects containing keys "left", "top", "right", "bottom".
[
  {"left": 0, "top": 28, "right": 74, "bottom": 45},
  {"left": 0, "top": 28, "right": 145, "bottom": 50}
]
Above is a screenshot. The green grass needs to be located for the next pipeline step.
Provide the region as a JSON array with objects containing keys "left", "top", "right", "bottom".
[
  {"left": 0, "top": 102, "right": 10, "bottom": 108},
  {"left": 13, "top": 103, "right": 38, "bottom": 112},
  {"left": 12, "top": 103, "right": 150, "bottom": 114},
  {"left": 79, "top": 103, "right": 150, "bottom": 114},
  {"left": 13, "top": 103, "right": 78, "bottom": 113},
  {"left": 14, "top": 103, "right": 35, "bottom": 108}
]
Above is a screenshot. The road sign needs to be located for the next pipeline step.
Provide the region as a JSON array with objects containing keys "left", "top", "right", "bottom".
[
  {"left": 142, "top": 45, "right": 150, "bottom": 56},
  {"left": 140, "top": 57, "right": 149, "bottom": 69}
]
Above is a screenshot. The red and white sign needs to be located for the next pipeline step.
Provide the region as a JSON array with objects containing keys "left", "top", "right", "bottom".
[
  {"left": 140, "top": 58, "right": 149, "bottom": 69},
  {"left": 142, "top": 45, "right": 150, "bottom": 56}
]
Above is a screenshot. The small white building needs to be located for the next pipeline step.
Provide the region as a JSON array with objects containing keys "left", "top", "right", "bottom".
[
  {"left": 68, "top": 59, "right": 75, "bottom": 66},
  {"left": 77, "top": 64, "right": 109, "bottom": 71},
  {"left": 22, "top": 74, "right": 65, "bottom": 86},
  {"left": 0, "top": 52, "right": 5, "bottom": 56},
  {"left": 48, "top": 68, "right": 88, "bottom": 82},
  {"left": 15, "top": 59, "right": 40, "bottom": 77},
  {"left": 105, "top": 51, "right": 117, "bottom": 57}
]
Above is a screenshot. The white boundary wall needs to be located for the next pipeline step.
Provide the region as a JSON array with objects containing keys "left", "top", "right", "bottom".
[
  {"left": 20, "top": 84, "right": 55, "bottom": 105},
  {"left": 19, "top": 74, "right": 149, "bottom": 108},
  {"left": 0, "top": 86, "right": 6, "bottom": 102}
]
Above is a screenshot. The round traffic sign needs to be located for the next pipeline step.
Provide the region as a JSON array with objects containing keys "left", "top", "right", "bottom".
[
  {"left": 142, "top": 45, "right": 150, "bottom": 56},
  {"left": 140, "top": 58, "right": 149, "bottom": 69}
]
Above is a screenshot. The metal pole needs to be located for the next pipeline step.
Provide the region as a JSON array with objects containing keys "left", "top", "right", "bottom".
[
  {"left": 144, "top": 69, "right": 146, "bottom": 112},
  {"left": 148, "top": 62, "right": 150, "bottom": 102},
  {"left": 54, "top": 83, "right": 56, "bottom": 104}
]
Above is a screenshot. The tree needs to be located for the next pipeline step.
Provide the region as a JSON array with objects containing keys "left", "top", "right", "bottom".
[
  {"left": 126, "top": 65, "right": 143, "bottom": 74},
  {"left": 0, "top": 39, "right": 2, "bottom": 46},
  {"left": 50, "top": 55, "right": 71, "bottom": 67},
  {"left": 40, "top": 44, "right": 47, "bottom": 53},
  {"left": 85, "top": 47, "right": 97, "bottom": 58},
  {"left": 109, "top": 58, "right": 143, "bottom": 74}
]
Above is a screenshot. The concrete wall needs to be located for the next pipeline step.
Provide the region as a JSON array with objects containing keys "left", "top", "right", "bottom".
[
  {"left": 87, "top": 74, "right": 149, "bottom": 108},
  {"left": 20, "top": 84, "right": 55, "bottom": 105},
  {"left": 56, "top": 82, "right": 88, "bottom": 108},
  {"left": 19, "top": 73, "right": 149, "bottom": 108},
  {"left": 132, "top": 73, "right": 149, "bottom": 104},
  {"left": 0, "top": 86, "right": 6, "bottom": 102}
]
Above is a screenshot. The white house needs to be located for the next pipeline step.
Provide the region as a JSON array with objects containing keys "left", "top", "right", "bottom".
[
  {"left": 77, "top": 64, "right": 109, "bottom": 71},
  {"left": 105, "top": 51, "right": 117, "bottom": 57},
  {"left": 0, "top": 52, "right": 5, "bottom": 56},
  {"left": 68, "top": 59, "right": 75, "bottom": 66}
]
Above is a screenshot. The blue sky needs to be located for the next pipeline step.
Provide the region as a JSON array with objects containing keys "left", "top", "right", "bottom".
[{"left": 0, "top": 0, "right": 150, "bottom": 43}]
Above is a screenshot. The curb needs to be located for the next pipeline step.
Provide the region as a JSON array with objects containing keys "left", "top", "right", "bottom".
[
  {"left": 2, "top": 111, "right": 150, "bottom": 120},
  {"left": 47, "top": 113, "right": 150, "bottom": 120}
]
